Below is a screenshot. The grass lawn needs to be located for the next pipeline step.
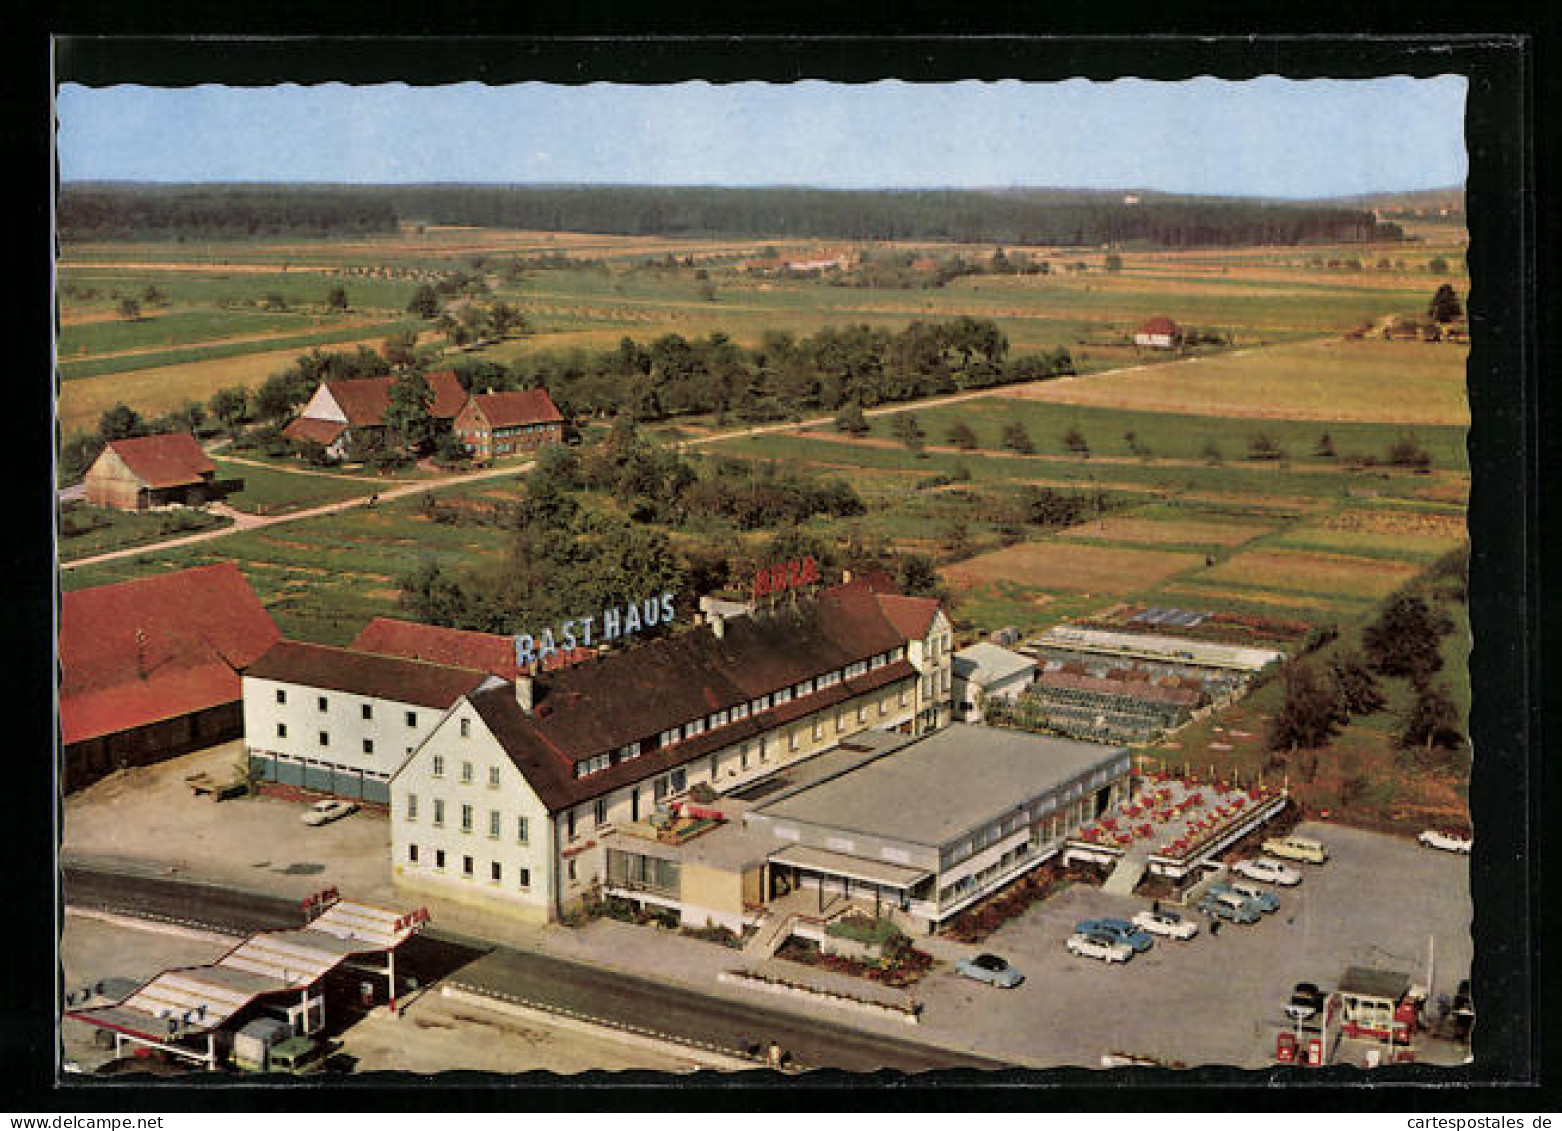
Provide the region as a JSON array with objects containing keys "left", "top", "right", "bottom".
[
  {"left": 214, "top": 459, "right": 380, "bottom": 515},
  {"left": 58, "top": 503, "right": 232, "bottom": 563}
]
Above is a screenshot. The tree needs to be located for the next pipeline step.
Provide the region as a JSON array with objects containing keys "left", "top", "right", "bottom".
[
  {"left": 326, "top": 285, "right": 349, "bottom": 312},
  {"left": 164, "top": 399, "right": 206, "bottom": 435},
  {"left": 382, "top": 328, "right": 419, "bottom": 369},
  {"left": 892, "top": 413, "right": 925, "bottom": 453},
  {"left": 1001, "top": 422, "right": 1035, "bottom": 454},
  {"left": 407, "top": 284, "right": 441, "bottom": 319},
  {"left": 1363, "top": 591, "right": 1451, "bottom": 682},
  {"left": 1200, "top": 439, "right": 1223, "bottom": 465},
  {"left": 946, "top": 422, "right": 978, "bottom": 450},
  {"left": 1314, "top": 432, "right": 1337, "bottom": 458},
  {"left": 141, "top": 284, "right": 167, "bottom": 305},
  {"left": 1062, "top": 426, "right": 1089, "bottom": 458},
  {"left": 383, "top": 370, "right": 437, "bottom": 453},
  {"left": 1399, "top": 680, "right": 1463, "bottom": 756},
  {"left": 1428, "top": 283, "right": 1463, "bottom": 324},
  {"left": 1386, "top": 433, "right": 1432, "bottom": 471},
  {"left": 208, "top": 386, "right": 250, "bottom": 429},
  {"left": 1427, "top": 257, "right": 1450, "bottom": 275},
  {"left": 262, "top": 292, "right": 288, "bottom": 311},
  {"left": 1104, "top": 253, "right": 1123, "bottom": 272},
  {"left": 488, "top": 301, "right": 528, "bottom": 339},
  {"left": 834, "top": 401, "right": 869, "bottom": 435},
  {"left": 436, "top": 312, "right": 470, "bottom": 349},
  {"left": 116, "top": 297, "right": 141, "bottom": 321},
  {"left": 1267, "top": 661, "right": 1344, "bottom": 753},
  {"left": 1247, "top": 433, "right": 1285, "bottom": 461},
  {"left": 1328, "top": 648, "right": 1385, "bottom": 717},
  {"left": 97, "top": 402, "right": 145, "bottom": 441},
  {"left": 1123, "top": 430, "right": 1149, "bottom": 457}
]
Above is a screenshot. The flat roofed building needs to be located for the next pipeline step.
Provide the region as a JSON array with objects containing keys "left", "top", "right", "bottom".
[
  {"left": 389, "top": 585, "right": 953, "bottom": 923},
  {"left": 1031, "top": 625, "right": 1283, "bottom": 674},
  {"left": 243, "top": 640, "right": 489, "bottom": 804},
  {"left": 952, "top": 642, "right": 1038, "bottom": 722}
]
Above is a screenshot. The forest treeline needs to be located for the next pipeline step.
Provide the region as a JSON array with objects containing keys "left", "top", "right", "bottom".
[{"left": 59, "top": 183, "right": 1402, "bottom": 247}]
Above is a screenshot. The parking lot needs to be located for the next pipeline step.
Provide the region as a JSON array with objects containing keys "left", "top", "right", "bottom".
[{"left": 908, "top": 822, "right": 1472, "bottom": 1069}]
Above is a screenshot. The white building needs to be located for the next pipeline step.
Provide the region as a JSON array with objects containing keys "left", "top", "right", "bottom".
[
  {"left": 242, "top": 641, "right": 489, "bottom": 804},
  {"left": 951, "top": 642, "right": 1038, "bottom": 722},
  {"left": 389, "top": 584, "right": 954, "bottom": 923}
]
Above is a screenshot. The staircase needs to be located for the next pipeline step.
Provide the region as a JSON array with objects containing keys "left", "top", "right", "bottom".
[
  {"left": 743, "top": 911, "right": 798, "bottom": 961},
  {"left": 1102, "top": 855, "right": 1147, "bottom": 897}
]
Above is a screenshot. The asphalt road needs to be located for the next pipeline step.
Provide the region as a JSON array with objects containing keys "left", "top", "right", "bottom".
[{"left": 62, "top": 864, "right": 1008, "bottom": 1076}]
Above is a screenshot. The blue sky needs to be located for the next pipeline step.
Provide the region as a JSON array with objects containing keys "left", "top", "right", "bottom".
[{"left": 55, "top": 77, "right": 1467, "bottom": 198}]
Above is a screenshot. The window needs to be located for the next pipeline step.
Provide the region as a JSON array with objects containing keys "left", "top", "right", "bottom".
[
  {"left": 461, "top": 761, "right": 473, "bottom": 784},
  {"left": 488, "top": 810, "right": 501, "bottom": 838},
  {"left": 818, "top": 670, "right": 840, "bottom": 688},
  {"left": 631, "top": 787, "right": 640, "bottom": 822},
  {"left": 686, "top": 717, "right": 706, "bottom": 737},
  {"left": 361, "top": 703, "right": 373, "bottom": 721},
  {"left": 406, "top": 794, "right": 418, "bottom": 821},
  {"left": 435, "top": 848, "right": 446, "bottom": 870},
  {"left": 789, "top": 728, "right": 800, "bottom": 752},
  {"left": 653, "top": 777, "right": 668, "bottom": 802},
  {"left": 518, "top": 868, "right": 531, "bottom": 890},
  {"left": 619, "top": 741, "right": 642, "bottom": 762},
  {"left": 405, "top": 710, "right": 418, "bottom": 728},
  {"left": 490, "top": 861, "right": 502, "bottom": 883},
  {"left": 774, "top": 688, "right": 792, "bottom": 706},
  {"left": 317, "top": 696, "right": 328, "bottom": 712},
  {"left": 460, "top": 804, "right": 473, "bottom": 834},
  {"left": 670, "top": 768, "right": 686, "bottom": 793},
  {"left": 568, "top": 859, "right": 577, "bottom": 882},
  {"left": 408, "top": 844, "right": 418, "bottom": 864},
  {"left": 432, "top": 754, "right": 445, "bottom": 778},
  {"left": 275, "top": 689, "right": 287, "bottom": 704},
  {"left": 594, "top": 798, "right": 607, "bottom": 826},
  {"left": 858, "top": 703, "right": 867, "bottom": 723},
  {"left": 318, "top": 731, "right": 330, "bottom": 747},
  {"left": 812, "top": 720, "right": 823, "bottom": 741},
  {"left": 276, "top": 722, "right": 287, "bottom": 739},
  {"left": 836, "top": 709, "right": 846, "bottom": 733},
  {"left": 713, "top": 709, "right": 729, "bottom": 727},
  {"left": 488, "top": 765, "right": 501, "bottom": 788},
  {"left": 517, "top": 816, "right": 529, "bottom": 844},
  {"left": 460, "top": 717, "right": 471, "bottom": 738},
  {"left": 899, "top": 687, "right": 910, "bottom": 707},
  {"left": 733, "top": 702, "right": 750, "bottom": 721},
  {"left": 566, "top": 809, "right": 577, "bottom": 839},
  {"left": 362, "top": 738, "right": 374, "bottom": 755},
  {"left": 462, "top": 855, "right": 474, "bottom": 878},
  {"left": 739, "top": 746, "right": 749, "bottom": 771},
  {"left": 433, "top": 799, "right": 445, "bottom": 828}
]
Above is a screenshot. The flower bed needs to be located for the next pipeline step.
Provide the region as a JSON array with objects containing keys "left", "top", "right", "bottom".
[
  {"left": 941, "top": 864, "right": 1071, "bottom": 944},
  {"left": 777, "top": 934, "right": 933, "bottom": 989},
  {"left": 825, "top": 914, "right": 902, "bottom": 948}
]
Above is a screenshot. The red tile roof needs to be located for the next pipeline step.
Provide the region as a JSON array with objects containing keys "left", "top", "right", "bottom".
[
  {"left": 245, "top": 640, "right": 490, "bottom": 709},
  {"left": 468, "top": 389, "right": 564, "bottom": 429},
  {"left": 282, "top": 417, "right": 349, "bottom": 447},
  {"left": 870, "top": 593, "right": 941, "bottom": 640},
  {"left": 99, "top": 431, "right": 214, "bottom": 489},
  {"left": 324, "top": 370, "right": 468, "bottom": 426},
  {"left": 60, "top": 563, "right": 281, "bottom": 745},
  {"left": 350, "top": 618, "right": 591, "bottom": 680},
  {"left": 1136, "top": 316, "right": 1181, "bottom": 336}
]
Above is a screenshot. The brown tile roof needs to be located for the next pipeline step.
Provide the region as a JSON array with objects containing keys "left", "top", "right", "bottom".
[
  {"left": 281, "top": 417, "right": 349, "bottom": 447},
  {"left": 60, "top": 563, "right": 281, "bottom": 745},
  {"left": 245, "top": 640, "right": 489, "bottom": 709},
  {"left": 350, "top": 618, "right": 589, "bottom": 680},
  {"left": 100, "top": 431, "right": 214, "bottom": 489},
  {"left": 468, "top": 389, "right": 564, "bottom": 429},
  {"left": 324, "top": 370, "right": 468, "bottom": 426},
  {"left": 871, "top": 593, "right": 941, "bottom": 640},
  {"left": 1137, "top": 316, "right": 1181, "bottom": 336}
]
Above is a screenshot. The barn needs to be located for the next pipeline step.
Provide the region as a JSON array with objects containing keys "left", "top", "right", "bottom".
[
  {"left": 283, "top": 370, "right": 468, "bottom": 460},
  {"left": 83, "top": 431, "right": 221, "bottom": 511},
  {"left": 59, "top": 563, "right": 281, "bottom": 791},
  {"left": 1133, "top": 316, "right": 1183, "bottom": 350}
]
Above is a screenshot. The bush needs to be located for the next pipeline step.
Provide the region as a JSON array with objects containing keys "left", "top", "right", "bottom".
[{"left": 825, "top": 915, "right": 903, "bottom": 948}]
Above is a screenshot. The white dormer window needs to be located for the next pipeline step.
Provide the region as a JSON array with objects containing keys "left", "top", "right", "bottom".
[
  {"left": 774, "top": 687, "right": 792, "bottom": 705},
  {"left": 818, "top": 671, "right": 840, "bottom": 689},
  {"left": 659, "top": 727, "right": 680, "bottom": 748},
  {"left": 733, "top": 702, "right": 750, "bottom": 721},
  {"left": 619, "top": 741, "right": 642, "bottom": 761}
]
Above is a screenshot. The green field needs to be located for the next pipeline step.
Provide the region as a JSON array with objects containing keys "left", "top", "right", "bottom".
[
  {"left": 58, "top": 503, "right": 232, "bottom": 563},
  {"left": 214, "top": 460, "right": 381, "bottom": 515}
]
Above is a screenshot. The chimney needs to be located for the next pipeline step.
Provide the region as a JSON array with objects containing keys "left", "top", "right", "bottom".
[
  {"left": 515, "top": 674, "right": 535, "bottom": 716},
  {"left": 710, "top": 612, "right": 726, "bottom": 640}
]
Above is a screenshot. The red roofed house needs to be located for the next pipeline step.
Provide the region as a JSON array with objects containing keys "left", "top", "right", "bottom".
[
  {"left": 282, "top": 370, "right": 469, "bottom": 460},
  {"left": 60, "top": 563, "right": 281, "bottom": 790},
  {"left": 1133, "top": 316, "right": 1183, "bottom": 350},
  {"left": 83, "top": 431, "right": 222, "bottom": 511},
  {"left": 350, "top": 617, "right": 592, "bottom": 681},
  {"left": 452, "top": 389, "right": 564, "bottom": 462}
]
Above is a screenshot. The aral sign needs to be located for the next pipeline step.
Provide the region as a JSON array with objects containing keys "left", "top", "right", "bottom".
[
  {"left": 515, "top": 591, "right": 677, "bottom": 667},
  {"left": 753, "top": 555, "right": 820, "bottom": 600}
]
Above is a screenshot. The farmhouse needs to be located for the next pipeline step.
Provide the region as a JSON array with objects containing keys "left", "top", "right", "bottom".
[
  {"left": 951, "top": 642, "right": 1037, "bottom": 723},
  {"left": 283, "top": 370, "right": 468, "bottom": 460},
  {"left": 83, "top": 431, "right": 222, "bottom": 511},
  {"left": 388, "top": 583, "right": 954, "bottom": 923},
  {"left": 452, "top": 388, "right": 564, "bottom": 461},
  {"left": 60, "top": 563, "right": 281, "bottom": 791},
  {"left": 1133, "top": 315, "right": 1183, "bottom": 349}
]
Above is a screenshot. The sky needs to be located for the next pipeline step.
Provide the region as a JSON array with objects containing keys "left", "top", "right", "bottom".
[{"left": 55, "top": 77, "right": 1467, "bottom": 198}]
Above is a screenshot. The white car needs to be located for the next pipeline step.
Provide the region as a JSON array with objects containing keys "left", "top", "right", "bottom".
[
  {"left": 1132, "top": 909, "right": 1199, "bottom": 940},
  {"left": 1418, "top": 829, "right": 1473, "bottom": 854},
  {"left": 1233, "top": 856, "right": 1303, "bottom": 886},
  {"left": 1066, "top": 931, "right": 1134, "bottom": 963},
  {"left": 301, "top": 799, "right": 358, "bottom": 826}
]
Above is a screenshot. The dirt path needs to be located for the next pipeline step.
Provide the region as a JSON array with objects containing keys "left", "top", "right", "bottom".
[{"left": 214, "top": 453, "right": 399, "bottom": 485}]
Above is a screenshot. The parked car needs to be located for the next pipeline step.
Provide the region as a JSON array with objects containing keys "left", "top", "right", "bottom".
[
  {"left": 1132, "top": 908, "right": 1199, "bottom": 940},
  {"left": 1233, "top": 856, "right": 1303, "bottom": 886},
  {"left": 1418, "top": 829, "right": 1473, "bottom": 854},
  {"left": 1285, "top": 981, "right": 1327, "bottom": 1021},
  {"left": 1262, "top": 835, "right": 1328, "bottom": 864},
  {"left": 1221, "top": 880, "right": 1280, "bottom": 914},
  {"left": 1065, "top": 931, "right": 1133, "bottom": 963},
  {"left": 1198, "top": 889, "right": 1261, "bottom": 924},
  {"left": 301, "top": 799, "right": 358, "bottom": 826},
  {"left": 954, "top": 953, "right": 1025, "bottom": 988},
  {"left": 1075, "top": 917, "right": 1154, "bottom": 952}
]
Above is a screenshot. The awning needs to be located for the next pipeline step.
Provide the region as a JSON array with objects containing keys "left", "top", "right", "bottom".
[{"left": 768, "top": 843, "right": 931, "bottom": 890}]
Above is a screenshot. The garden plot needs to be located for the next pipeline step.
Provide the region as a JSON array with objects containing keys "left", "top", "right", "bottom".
[
  {"left": 1202, "top": 547, "right": 1421, "bottom": 600},
  {"left": 942, "top": 541, "right": 1203, "bottom": 596},
  {"left": 1057, "top": 515, "right": 1272, "bottom": 548}
]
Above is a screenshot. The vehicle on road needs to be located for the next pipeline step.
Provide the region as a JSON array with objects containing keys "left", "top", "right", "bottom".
[
  {"left": 1417, "top": 829, "right": 1473, "bottom": 854},
  {"left": 1132, "top": 908, "right": 1199, "bottom": 940},
  {"left": 1285, "top": 981, "right": 1327, "bottom": 1021},
  {"left": 954, "top": 952, "right": 1025, "bottom": 988},
  {"left": 265, "top": 1036, "right": 334, "bottom": 1075},
  {"left": 1221, "top": 880, "right": 1280, "bottom": 914},
  {"left": 1198, "top": 889, "right": 1262, "bottom": 924},
  {"left": 1233, "top": 856, "right": 1302, "bottom": 886},
  {"left": 1262, "top": 835, "right": 1328, "bottom": 864},
  {"left": 1065, "top": 931, "right": 1134, "bottom": 963},
  {"left": 1075, "top": 917, "right": 1154, "bottom": 952},
  {"left": 301, "top": 799, "right": 358, "bottom": 826}
]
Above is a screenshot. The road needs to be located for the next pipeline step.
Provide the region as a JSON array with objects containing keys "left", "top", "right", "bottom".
[{"left": 62, "top": 864, "right": 1009, "bottom": 1075}]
